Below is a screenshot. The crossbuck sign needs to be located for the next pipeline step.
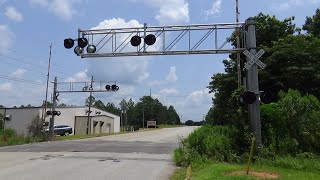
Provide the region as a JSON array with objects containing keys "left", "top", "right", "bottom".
[{"left": 244, "top": 49, "right": 266, "bottom": 70}]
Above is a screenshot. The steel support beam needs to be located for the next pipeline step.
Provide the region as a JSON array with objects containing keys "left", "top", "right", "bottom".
[{"left": 75, "top": 22, "right": 245, "bottom": 58}]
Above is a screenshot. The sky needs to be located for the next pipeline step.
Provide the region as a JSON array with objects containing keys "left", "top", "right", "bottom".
[{"left": 0, "top": 0, "right": 319, "bottom": 122}]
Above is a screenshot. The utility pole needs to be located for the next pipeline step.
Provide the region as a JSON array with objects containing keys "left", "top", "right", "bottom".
[
  {"left": 49, "top": 77, "right": 57, "bottom": 141},
  {"left": 125, "top": 112, "right": 128, "bottom": 131},
  {"left": 86, "top": 76, "right": 94, "bottom": 134},
  {"left": 142, "top": 105, "right": 145, "bottom": 129},
  {"left": 120, "top": 111, "right": 123, "bottom": 132},
  {"left": 236, "top": 0, "right": 241, "bottom": 88},
  {"left": 3, "top": 108, "right": 6, "bottom": 129},
  {"left": 245, "top": 17, "right": 262, "bottom": 148},
  {"left": 42, "top": 44, "right": 52, "bottom": 122}
]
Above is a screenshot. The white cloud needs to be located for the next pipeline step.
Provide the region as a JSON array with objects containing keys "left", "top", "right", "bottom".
[
  {"left": 5, "top": 6, "right": 23, "bottom": 22},
  {"left": 165, "top": 66, "right": 178, "bottom": 83},
  {"left": 133, "top": 0, "right": 189, "bottom": 24},
  {"left": 86, "top": 18, "right": 150, "bottom": 85},
  {"left": 64, "top": 69, "right": 89, "bottom": 82},
  {"left": 0, "top": 25, "right": 14, "bottom": 53},
  {"left": 205, "top": 0, "right": 222, "bottom": 17},
  {"left": 29, "top": 0, "right": 81, "bottom": 21},
  {"left": 150, "top": 66, "right": 178, "bottom": 86},
  {"left": 272, "top": 0, "right": 320, "bottom": 11},
  {"left": 11, "top": 68, "right": 27, "bottom": 78},
  {"left": 159, "top": 88, "right": 178, "bottom": 95},
  {"left": 152, "top": 88, "right": 212, "bottom": 121},
  {"left": 0, "top": 82, "right": 13, "bottom": 92},
  {"left": 155, "top": 2, "right": 189, "bottom": 25},
  {"left": 186, "top": 89, "right": 212, "bottom": 105}
]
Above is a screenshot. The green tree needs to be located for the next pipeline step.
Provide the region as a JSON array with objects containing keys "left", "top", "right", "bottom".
[
  {"left": 93, "top": 100, "right": 105, "bottom": 110},
  {"left": 104, "top": 102, "right": 121, "bottom": 115},
  {"left": 167, "top": 105, "right": 181, "bottom": 125},
  {"left": 58, "top": 103, "right": 67, "bottom": 107},
  {"left": 260, "top": 35, "right": 320, "bottom": 102},
  {"left": 41, "top": 101, "right": 53, "bottom": 107},
  {"left": 0, "top": 113, "right": 3, "bottom": 129},
  {"left": 207, "top": 13, "right": 299, "bottom": 124},
  {"left": 303, "top": 9, "right": 320, "bottom": 36},
  {"left": 85, "top": 95, "right": 96, "bottom": 107}
]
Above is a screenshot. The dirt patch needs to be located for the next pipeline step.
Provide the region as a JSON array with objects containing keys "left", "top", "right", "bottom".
[{"left": 225, "top": 170, "right": 279, "bottom": 179}]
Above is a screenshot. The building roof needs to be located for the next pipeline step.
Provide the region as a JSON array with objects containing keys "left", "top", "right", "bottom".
[{"left": 0, "top": 106, "right": 119, "bottom": 117}]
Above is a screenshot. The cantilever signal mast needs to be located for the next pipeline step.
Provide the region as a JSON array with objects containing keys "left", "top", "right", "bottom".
[{"left": 236, "top": 0, "right": 241, "bottom": 88}]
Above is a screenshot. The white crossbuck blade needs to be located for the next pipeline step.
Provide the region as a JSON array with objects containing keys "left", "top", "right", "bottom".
[{"left": 244, "top": 49, "right": 266, "bottom": 69}]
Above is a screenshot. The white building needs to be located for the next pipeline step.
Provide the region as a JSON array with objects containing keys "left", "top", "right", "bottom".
[{"left": 0, "top": 106, "right": 120, "bottom": 136}]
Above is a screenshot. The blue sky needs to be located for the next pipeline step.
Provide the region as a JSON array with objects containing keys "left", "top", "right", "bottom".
[{"left": 0, "top": 0, "right": 319, "bottom": 121}]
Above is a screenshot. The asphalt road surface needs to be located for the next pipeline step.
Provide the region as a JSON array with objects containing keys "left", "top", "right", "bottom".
[{"left": 0, "top": 126, "right": 197, "bottom": 180}]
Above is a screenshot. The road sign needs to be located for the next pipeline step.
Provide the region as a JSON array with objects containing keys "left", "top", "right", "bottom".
[{"left": 244, "top": 49, "right": 266, "bottom": 69}]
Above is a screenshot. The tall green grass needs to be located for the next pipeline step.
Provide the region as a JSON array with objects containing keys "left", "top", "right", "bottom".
[
  {"left": 0, "top": 128, "right": 49, "bottom": 147},
  {"left": 173, "top": 125, "right": 240, "bottom": 167}
]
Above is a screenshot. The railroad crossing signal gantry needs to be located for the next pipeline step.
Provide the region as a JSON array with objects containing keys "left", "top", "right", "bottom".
[
  {"left": 63, "top": 19, "right": 263, "bottom": 148},
  {"left": 64, "top": 22, "right": 246, "bottom": 58}
]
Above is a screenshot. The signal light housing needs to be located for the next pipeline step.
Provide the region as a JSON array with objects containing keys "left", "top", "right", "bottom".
[
  {"left": 111, "top": 84, "right": 119, "bottom": 91},
  {"left": 64, "top": 38, "right": 74, "bottom": 49},
  {"left": 130, "top": 36, "right": 141, "bottom": 47},
  {"left": 145, "top": 34, "right": 156, "bottom": 45},
  {"left": 105, "top": 84, "right": 119, "bottom": 91},
  {"left": 78, "top": 37, "right": 88, "bottom": 48},
  {"left": 240, "top": 91, "right": 256, "bottom": 104}
]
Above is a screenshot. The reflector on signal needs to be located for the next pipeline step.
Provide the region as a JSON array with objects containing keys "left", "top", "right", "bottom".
[
  {"left": 87, "top": 45, "right": 96, "bottom": 53},
  {"left": 74, "top": 46, "right": 83, "bottom": 55}
]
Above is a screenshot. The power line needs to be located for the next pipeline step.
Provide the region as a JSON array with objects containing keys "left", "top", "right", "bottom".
[
  {"left": 0, "top": 57, "right": 48, "bottom": 76},
  {"left": 3, "top": 48, "right": 72, "bottom": 74},
  {"left": 0, "top": 74, "right": 49, "bottom": 86},
  {"left": 0, "top": 53, "right": 74, "bottom": 78}
]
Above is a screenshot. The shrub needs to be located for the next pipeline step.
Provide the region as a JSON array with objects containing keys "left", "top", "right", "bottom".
[
  {"left": 3, "top": 128, "right": 16, "bottom": 138},
  {"left": 174, "top": 125, "right": 240, "bottom": 166},
  {"left": 260, "top": 89, "right": 320, "bottom": 155},
  {"left": 28, "top": 114, "right": 44, "bottom": 138}
]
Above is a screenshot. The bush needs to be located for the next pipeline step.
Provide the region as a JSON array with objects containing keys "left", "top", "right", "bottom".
[
  {"left": 261, "top": 89, "right": 320, "bottom": 155},
  {"left": 28, "top": 114, "right": 44, "bottom": 138},
  {"left": 3, "top": 128, "right": 16, "bottom": 138},
  {"left": 173, "top": 125, "right": 240, "bottom": 166}
]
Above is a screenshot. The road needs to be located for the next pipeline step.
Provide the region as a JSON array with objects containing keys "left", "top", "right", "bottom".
[{"left": 0, "top": 126, "right": 197, "bottom": 180}]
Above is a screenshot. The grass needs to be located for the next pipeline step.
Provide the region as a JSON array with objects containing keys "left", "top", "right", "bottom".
[
  {"left": 55, "top": 132, "right": 127, "bottom": 140},
  {"left": 158, "top": 124, "right": 185, "bottom": 128},
  {"left": 171, "top": 162, "right": 320, "bottom": 180},
  {"left": 0, "top": 135, "right": 44, "bottom": 147}
]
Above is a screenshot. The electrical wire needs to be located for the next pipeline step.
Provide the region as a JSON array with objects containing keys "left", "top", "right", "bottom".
[
  {"left": 0, "top": 52, "right": 74, "bottom": 78},
  {"left": 0, "top": 74, "right": 49, "bottom": 86}
]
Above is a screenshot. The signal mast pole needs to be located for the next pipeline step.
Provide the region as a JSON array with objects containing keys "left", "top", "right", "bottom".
[{"left": 236, "top": 0, "right": 241, "bottom": 88}]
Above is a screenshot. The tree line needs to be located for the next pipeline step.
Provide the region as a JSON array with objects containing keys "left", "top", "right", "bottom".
[{"left": 86, "top": 95, "right": 181, "bottom": 129}]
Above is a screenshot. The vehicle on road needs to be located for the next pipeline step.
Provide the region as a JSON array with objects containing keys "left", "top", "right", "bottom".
[{"left": 45, "top": 125, "right": 73, "bottom": 136}]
